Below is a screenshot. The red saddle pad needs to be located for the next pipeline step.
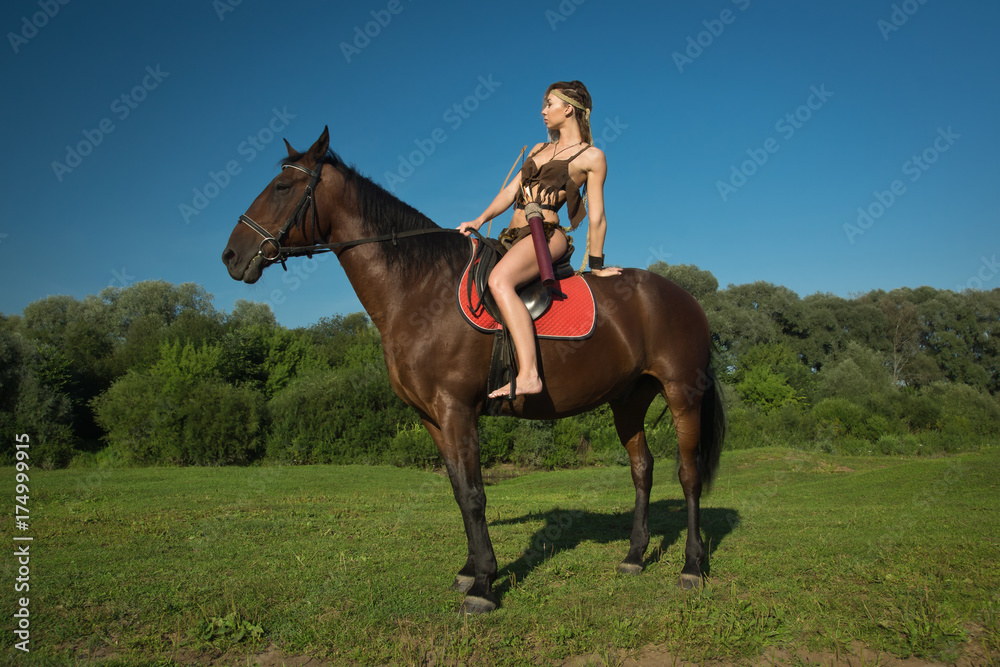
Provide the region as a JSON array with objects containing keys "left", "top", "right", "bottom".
[{"left": 457, "top": 237, "right": 596, "bottom": 340}]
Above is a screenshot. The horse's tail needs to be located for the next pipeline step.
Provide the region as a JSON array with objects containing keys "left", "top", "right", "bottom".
[{"left": 698, "top": 361, "right": 727, "bottom": 492}]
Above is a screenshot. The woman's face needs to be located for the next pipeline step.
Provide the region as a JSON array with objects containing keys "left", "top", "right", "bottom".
[{"left": 542, "top": 93, "right": 572, "bottom": 130}]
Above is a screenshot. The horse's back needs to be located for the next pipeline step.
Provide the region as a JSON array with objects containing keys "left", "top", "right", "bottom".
[
  {"left": 509, "top": 269, "right": 711, "bottom": 419},
  {"left": 587, "top": 268, "right": 711, "bottom": 351}
]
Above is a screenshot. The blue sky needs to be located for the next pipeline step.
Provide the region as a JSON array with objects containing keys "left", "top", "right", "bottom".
[{"left": 1, "top": 0, "right": 998, "bottom": 329}]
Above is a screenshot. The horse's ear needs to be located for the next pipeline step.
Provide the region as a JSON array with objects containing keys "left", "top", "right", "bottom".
[
  {"left": 284, "top": 138, "right": 298, "bottom": 157},
  {"left": 305, "top": 126, "right": 330, "bottom": 165}
]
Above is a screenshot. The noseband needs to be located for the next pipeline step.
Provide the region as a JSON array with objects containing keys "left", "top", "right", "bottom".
[{"left": 238, "top": 162, "right": 323, "bottom": 270}]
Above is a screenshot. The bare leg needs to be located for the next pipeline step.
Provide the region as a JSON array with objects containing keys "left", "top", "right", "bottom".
[{"left": 487, "top": 229, "right": 568, "bottom": 398}]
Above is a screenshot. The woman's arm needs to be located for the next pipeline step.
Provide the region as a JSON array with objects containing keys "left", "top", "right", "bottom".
[
  {"left": 460, "top": 176, "right": 521, "bottom": 233},
  {"left": 583, "top": 150, "right": 621, "bottom": 276},
  {"left": 459, "top": 143, "right": 545, "bottom": 235}
]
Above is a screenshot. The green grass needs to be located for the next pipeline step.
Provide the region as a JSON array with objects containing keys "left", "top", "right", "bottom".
[{"left": 4, "top": 447, "right": 999, "bottom": 665}]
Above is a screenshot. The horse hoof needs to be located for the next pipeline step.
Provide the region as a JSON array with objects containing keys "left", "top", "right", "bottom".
[
  {"left": 460, "top": 595, "right": 498, "bottom": 615},
  {"left": 678, "top": 573, "right": 702, "bottom": 590},
  {"left": 452, "top": 574, "right": 474, "bottom": 593},
  {"left": 617, "top": 562, "right": 643, "bottom": 576}
]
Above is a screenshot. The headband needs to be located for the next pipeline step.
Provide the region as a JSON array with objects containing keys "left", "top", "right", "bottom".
[{"left": 550, "top": 89, "right": 590, "bottom": 121}]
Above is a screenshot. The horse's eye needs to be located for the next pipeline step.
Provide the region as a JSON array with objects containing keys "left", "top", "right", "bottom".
[{"left": 275, "top": 182, "right": 291, "bottom": 193}]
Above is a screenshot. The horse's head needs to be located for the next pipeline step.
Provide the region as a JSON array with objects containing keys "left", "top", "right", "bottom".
[{"left": 222, "top": 127, "right": 331, "bottom": 284}]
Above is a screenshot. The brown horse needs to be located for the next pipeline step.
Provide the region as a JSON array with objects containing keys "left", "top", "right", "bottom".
[{"left": 222, "top": 128, "right": 726, "bottom": 614}]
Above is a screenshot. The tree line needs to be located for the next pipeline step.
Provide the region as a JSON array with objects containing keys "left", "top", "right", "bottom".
[{"left": 1, "top": 267, "right": 997, "bottom": 469}]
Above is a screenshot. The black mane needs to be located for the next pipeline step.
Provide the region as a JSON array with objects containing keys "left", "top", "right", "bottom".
[{"left": 282, "top": 149, "right": 468, "bottom": 278}]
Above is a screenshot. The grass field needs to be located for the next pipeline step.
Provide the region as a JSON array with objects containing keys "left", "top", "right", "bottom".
[{"left": 4, "top": 447, "right": 999, "bottom": 666}]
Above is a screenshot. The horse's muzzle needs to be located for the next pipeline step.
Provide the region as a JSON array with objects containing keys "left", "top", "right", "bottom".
[{"left": 221, "top": 246, "right": 264, "bottom": 284}]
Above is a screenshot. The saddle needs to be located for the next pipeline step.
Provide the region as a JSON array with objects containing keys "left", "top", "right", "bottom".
[
  {"left": 457, "top": 232, "right": 597, "bottom": 414},
  {"left": 465, "top": 231, "right": 577, "bottom": 324}
]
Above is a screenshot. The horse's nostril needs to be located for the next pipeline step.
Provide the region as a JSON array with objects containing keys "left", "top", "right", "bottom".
[{"left": 222, "top": 248, "right": 235, "bottom": 263}]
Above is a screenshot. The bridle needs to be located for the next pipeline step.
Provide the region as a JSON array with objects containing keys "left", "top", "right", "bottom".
[
  {"left": 237, "top": 161, "right": 460, "bottom": 269},
  {"left": 238, "top": 163, "right": 323, "bottom": 270}
]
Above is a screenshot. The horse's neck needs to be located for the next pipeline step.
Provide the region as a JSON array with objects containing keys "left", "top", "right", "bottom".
[
  {"left": 336, "top": 242, "right": 400, "bottom": 331},
  {"left": 332, "top": 222, "right": 459, "bottom": 337},
  {"left": 321, "top": 183, "right": 460, "bottom": 336}
]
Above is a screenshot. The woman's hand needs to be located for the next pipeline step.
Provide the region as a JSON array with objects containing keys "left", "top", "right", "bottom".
[
  {"left": 591, "top": 266, "right": 623, "bottom": 278},
  {"left": 457, "top": 220, "right": 483, "bottom": 236}
]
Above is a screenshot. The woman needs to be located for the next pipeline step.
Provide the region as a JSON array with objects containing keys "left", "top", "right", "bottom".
[{"left": 458, "top": 80, "right": 622, "bottom": 399}]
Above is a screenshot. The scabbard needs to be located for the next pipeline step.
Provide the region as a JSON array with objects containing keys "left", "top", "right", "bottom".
[{"left": 523, "top": 203, "right": 555, "bottom": 286}]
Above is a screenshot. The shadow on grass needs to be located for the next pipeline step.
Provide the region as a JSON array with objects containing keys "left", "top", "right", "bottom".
[{"left": 491, "top": 500, "right": 738, "bottom": 599}]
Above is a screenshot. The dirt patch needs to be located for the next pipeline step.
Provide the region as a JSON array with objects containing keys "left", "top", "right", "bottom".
[
  {"left": 238, "top": 644, "right": 334, "bottom": 666},
  {"left": 560, "top": 639, "right": 994, "bottom": 666},
  {"left": 483, "top": 463, "right": 535, "bottom": 485}
]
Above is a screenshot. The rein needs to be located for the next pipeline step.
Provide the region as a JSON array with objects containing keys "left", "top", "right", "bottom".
[
  {"left": 239, "top": 162, "right": 460, "bottom": 268},
  {"left": 279, "top": 227, "right": 461, "bottom": 258}
]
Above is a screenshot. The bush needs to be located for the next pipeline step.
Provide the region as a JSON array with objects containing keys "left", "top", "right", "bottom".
[
  {"left": 817, "top": 342, "right": 896, "bottom": 402},
  {"left": 510, "top": 422, "right": 562, "bottom": 469},
  {"left": 0, "top": 329, "right": 78, "bottom": 468},
  {"left": 384, "top": 424, "right": 439, "bottom": 468},
  {"left": 266, "top": 365, "right": 417, "bottom": 464},
  {"left": 92, "top": 341, "right": 265, "bottom": 465},
  {"left": 479, "top": 417, "right": 518, "bottom": 466},
  {"left": 1, "top": 374, "right": 77, "bottom": 469},
  {"left": 923, "top": 382, "right": 1000, "bottom": 438},
  {"left": 576, "top": 405, "right": 621, "bottom": 463},
  {"left": 812, "top": 398, "right": 870, "bottom": 440},
  {"left": 551, "top": 419, "right": 587, "bottom": 466},
  {"left": 722, "top": 401, "right": 761, "bottom": 450},
  {"left": 818, "top": 435, "right": 871, "bottom": 456},
  {"left": 91, "top": 372, "right": 163, "bottom": 464},
  {"left": 645, "top": 417, "right": 678, "bottom": 462},
  {"left": 875, "top": 433, "right": 923, "bottom": 456},
  {"left": 93, "top": 372, "right": 265, "bottom": 465},
  {"left": 177, "top": 381, "right": 266, "bottom": 465},
  {"left": 884, "top": 388, "right": 940, "bottom": 432},
  {"left": 739, "top": 365, "right": 795, "bottom": 414}
]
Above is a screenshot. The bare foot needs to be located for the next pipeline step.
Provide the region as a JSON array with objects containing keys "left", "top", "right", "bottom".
[{"left": 488, "top": 374, "right": 543, "bottom": 399}]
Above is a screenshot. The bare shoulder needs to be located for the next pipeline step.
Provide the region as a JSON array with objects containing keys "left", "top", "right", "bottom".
[
  {"left": 577, "top": 146, "right": 608, "bottom": 171},
  {"left": 579, "top": 145, "right": 607, "bottom": 174},
  {"left": 528, "top": 141, "right": 548, "bottom": 156}
]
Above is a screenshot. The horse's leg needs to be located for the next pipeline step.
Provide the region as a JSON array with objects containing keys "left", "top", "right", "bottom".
[
  {"left": 664, "top": 383, "right": 706, "bottom": 589},
  {"left": 421, "top": 415, "right": 499, "bottom": 613},
  {"left": 610, "top": 381, "right": 659, "bottom": 575}
]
